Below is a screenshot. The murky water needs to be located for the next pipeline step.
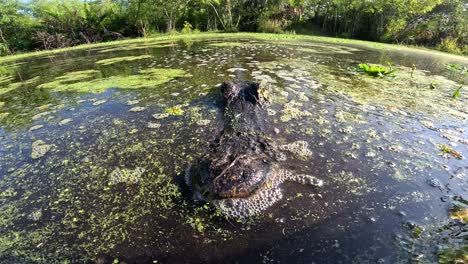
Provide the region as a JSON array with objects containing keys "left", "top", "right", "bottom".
[{"left": 0, "top": 37, "right": 467, "bottom": 264}]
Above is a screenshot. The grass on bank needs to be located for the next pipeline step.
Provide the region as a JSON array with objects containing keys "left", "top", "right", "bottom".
[{"left": 0, "top": 32, "right": 467, "bottom": 64}]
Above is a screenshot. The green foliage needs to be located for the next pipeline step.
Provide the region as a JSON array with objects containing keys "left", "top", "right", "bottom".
[
  {"left": 258, "top": 19, "right": 284, "bottom": 34},
  {"left": 181, "top": 21, "right": 193, "bottom": 34},
  {"left": 356, "top": 63, "right": 396, "bottom": 77},
  {"left": 0, "top": 43, "right": 9, "bottom": 56},
  {"left": 437, "top": 38, "right": 463, "bottom": 55},
  {"left": 0, "top": 0, "right": 467, "bottom": 55},
  {"left": 452, "top": 86, "right": 462, "bottom": 99}
]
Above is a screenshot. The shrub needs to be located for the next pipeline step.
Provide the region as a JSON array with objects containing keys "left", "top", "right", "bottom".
[
  {"left": 436, "top": 37, "right": 463, "bottom": 54},
  {"left": 0, "top": 43, "right": 9, "bottom": 56},
  {"left": 258, "top": 19, "right": 284, "bottom": 34},
  {"left": 181, "top": 21, "right": 193, "bottom": 34}
]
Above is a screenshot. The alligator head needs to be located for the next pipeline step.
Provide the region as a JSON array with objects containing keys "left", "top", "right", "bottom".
[{"left": 186, "top": 81, "right": 322, "bottom": 218}]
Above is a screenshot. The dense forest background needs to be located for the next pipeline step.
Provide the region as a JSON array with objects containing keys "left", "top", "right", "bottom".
[{"left": 0, "top": 0, "right": 466, "bottom": 55}]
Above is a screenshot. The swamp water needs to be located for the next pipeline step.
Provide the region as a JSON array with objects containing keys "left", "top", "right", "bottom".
[{"left": 0, "top": 37, "right": 467, "bottom": 263}]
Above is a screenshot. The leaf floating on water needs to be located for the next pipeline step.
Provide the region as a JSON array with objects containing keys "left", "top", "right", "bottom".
[
  {"left": 452, "top": 86, "right": 462, "bottom": 98},
  {"left": 438, "top": 144, "right": 464, "bottom": 160},
  {"left": 355, "top": 63, "right": 396, "bottom": 77}
]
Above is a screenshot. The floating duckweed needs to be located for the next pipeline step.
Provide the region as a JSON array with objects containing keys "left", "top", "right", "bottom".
[
  {"left": 0, "top": 75, "right": 13, "bottom": 85},
  {"left": 280, "top": 141, "right": 313, "bottom": 160},
  {"left": 280, "top": 101, "right": 312, "bottom": 122},
  {"left": 449, "top": 205, "right": 467, "bottom": 223},
  {"left": 37, "top": 68, "right": 187, "bottom": 93},
  {"left": 59, "top": 118, "right": 73, "bottom": 125},
  {"left": 165, "top": 106, "right": 184, "bottom": 116},
  {"left": 31, "top": 140, "right": 54, "bottom": 159},
  {"left": 147, "top": 122, "right": 161, "bottom": 129},
  {"left": 127, "top": 100, "right": 139, "bottom": 106},
  {"left": 31, "top": 111, "right": 53, "bottom": 120},
  {"left": 96, "top": 55, "right": 153, "bottom": 66},
  {"left": 29, "top": 209, "right": 43, "bottom": 221},
  {"left": 0, "top": 76, "right": 40, "bottom": 95},
  {"left": 0, "top": 187, "right": 17, "bottom": 198},
  {"left": 437, "top": 248, "right": 468, "bottom": 264},
  {"left": 129, "top": 106, "right": 146, "bottom": 112},
  {"left": 109, "top": 167, "right": 146, "bottom": 184},
  {"left": 420, "top": 120, "right": 437, "bottom": 130},
  {"left": 92, "top": 100, "right": 107, "bottom": 106},
  {"left": 0, "top": 112, "right": 9, "bottom": 119},
  {"left": 29, "top": 125, "right": 43, "bottom": 131},
  {"left": 186, "top": 217, "right": 206, "bottom": 232},
  {"left": 153, "top": 113, "right": 170, "bottom": 119},
  {"left": 97, "top": 43, "right": 175, "bottom": 53},
  {"left": 55, "top": 70, "right": 101, "bottom": 83},
  {"left": 196, "top": 119, "right": 211, "bottom": 126},
  {"left": 209, "top": 42, "right": 246, "bottom": 47},
  {"left": 338, "top": 125, "right": 353, "bottom": 134},
  {"left": 332, "top": 171, "right": 375, "bottom": 195}
]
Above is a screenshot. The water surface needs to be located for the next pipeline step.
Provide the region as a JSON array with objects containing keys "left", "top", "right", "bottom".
[{"left": 0, "top": 37, "right": 467, "bottom": 263}]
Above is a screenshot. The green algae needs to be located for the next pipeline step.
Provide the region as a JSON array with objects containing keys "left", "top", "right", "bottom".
[
  {"left": 31, "top": 140, "right": 54, "bottom": 159},
  {"left": 262, "top": 59, "right": 468, "bottom": 120},
  {"left": 0, "top": 75, "right": 13, "bottom": 86},
  {"left": 331, "top": 171, "right": 376, "bottom": 196},
  {"left": 0, "top": 35, "right": 467, "bottom": 263},
  {"left": 95, "top": 55, "right": 153, "bottom": 66},
  {"left": 279, "top": 101, "right": 312, "bottom": 122},
  {"left": 97, "top": 43, "right": 175, "bottom": 53},
  {"left": 0, "top": 76, "right": 41, "bottom": 96},
  {"left": 109, "top": 167, "right": 146, "bottom": 184},
  {"left": 54, "top": 69, "right": 101, "bottom": 83},
  {"left": 437, "top": 248, "right": 468, "bottom": 264},
  {"left": 37, "top": 68, "right": 187, "bottom": 93},
  {"left": 449, "top": 205, "right": 467, "bottom": 223},
  {"left": 209, "top": 42, "right": 249, "bottom": 47},
  {"left": 165, "top": 106, "right": 184, "bottom": 116}
]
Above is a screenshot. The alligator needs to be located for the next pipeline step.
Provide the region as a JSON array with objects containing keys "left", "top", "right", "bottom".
[{"left": 186, "top": 81, "right": 322, "bottom": 218}]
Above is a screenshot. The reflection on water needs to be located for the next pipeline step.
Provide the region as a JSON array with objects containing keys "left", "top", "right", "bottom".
[{"left": 0, "top": 38, "right": 467, "bottom": 263}]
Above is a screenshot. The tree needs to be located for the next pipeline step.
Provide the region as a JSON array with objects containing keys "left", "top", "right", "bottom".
[
  {"left": 154, "top": 0, "right": 190, "bottom": 32},
  {"left": 0, "top": 0, "right": 38, "bottom": 53}
]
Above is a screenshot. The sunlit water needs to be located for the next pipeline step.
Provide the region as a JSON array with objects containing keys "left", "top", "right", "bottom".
[{"left": 0, "top": 37, "right": 467, "bottom": 263}]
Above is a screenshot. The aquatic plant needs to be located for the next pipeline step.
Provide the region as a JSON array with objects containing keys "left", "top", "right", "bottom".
[
  {"left": 37, "top": 68, "right": 187, "bottom": 93},
  {"left": 452, "top": 86, "right": 462, "bottom": 98},
  {"left": 449, "top": 205, "right": 467, "bottom": 223},
  {"left": 445, "top": 63, "right": 467, "bottom": 74},
  {"left": 165, "top": 106, "right": 184, "bottom": 115},
  {"left": 95, "top": 55, "right": 153, "bottom": 66},
  {"left": 438, "top": 144, "right": 463, "bottom": 159},
  {"left": 356, "top": 63, "right": 396, "bottom": 77},
  {"left": 31, "top": 140, "right": 54, "bottom": 159}
]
